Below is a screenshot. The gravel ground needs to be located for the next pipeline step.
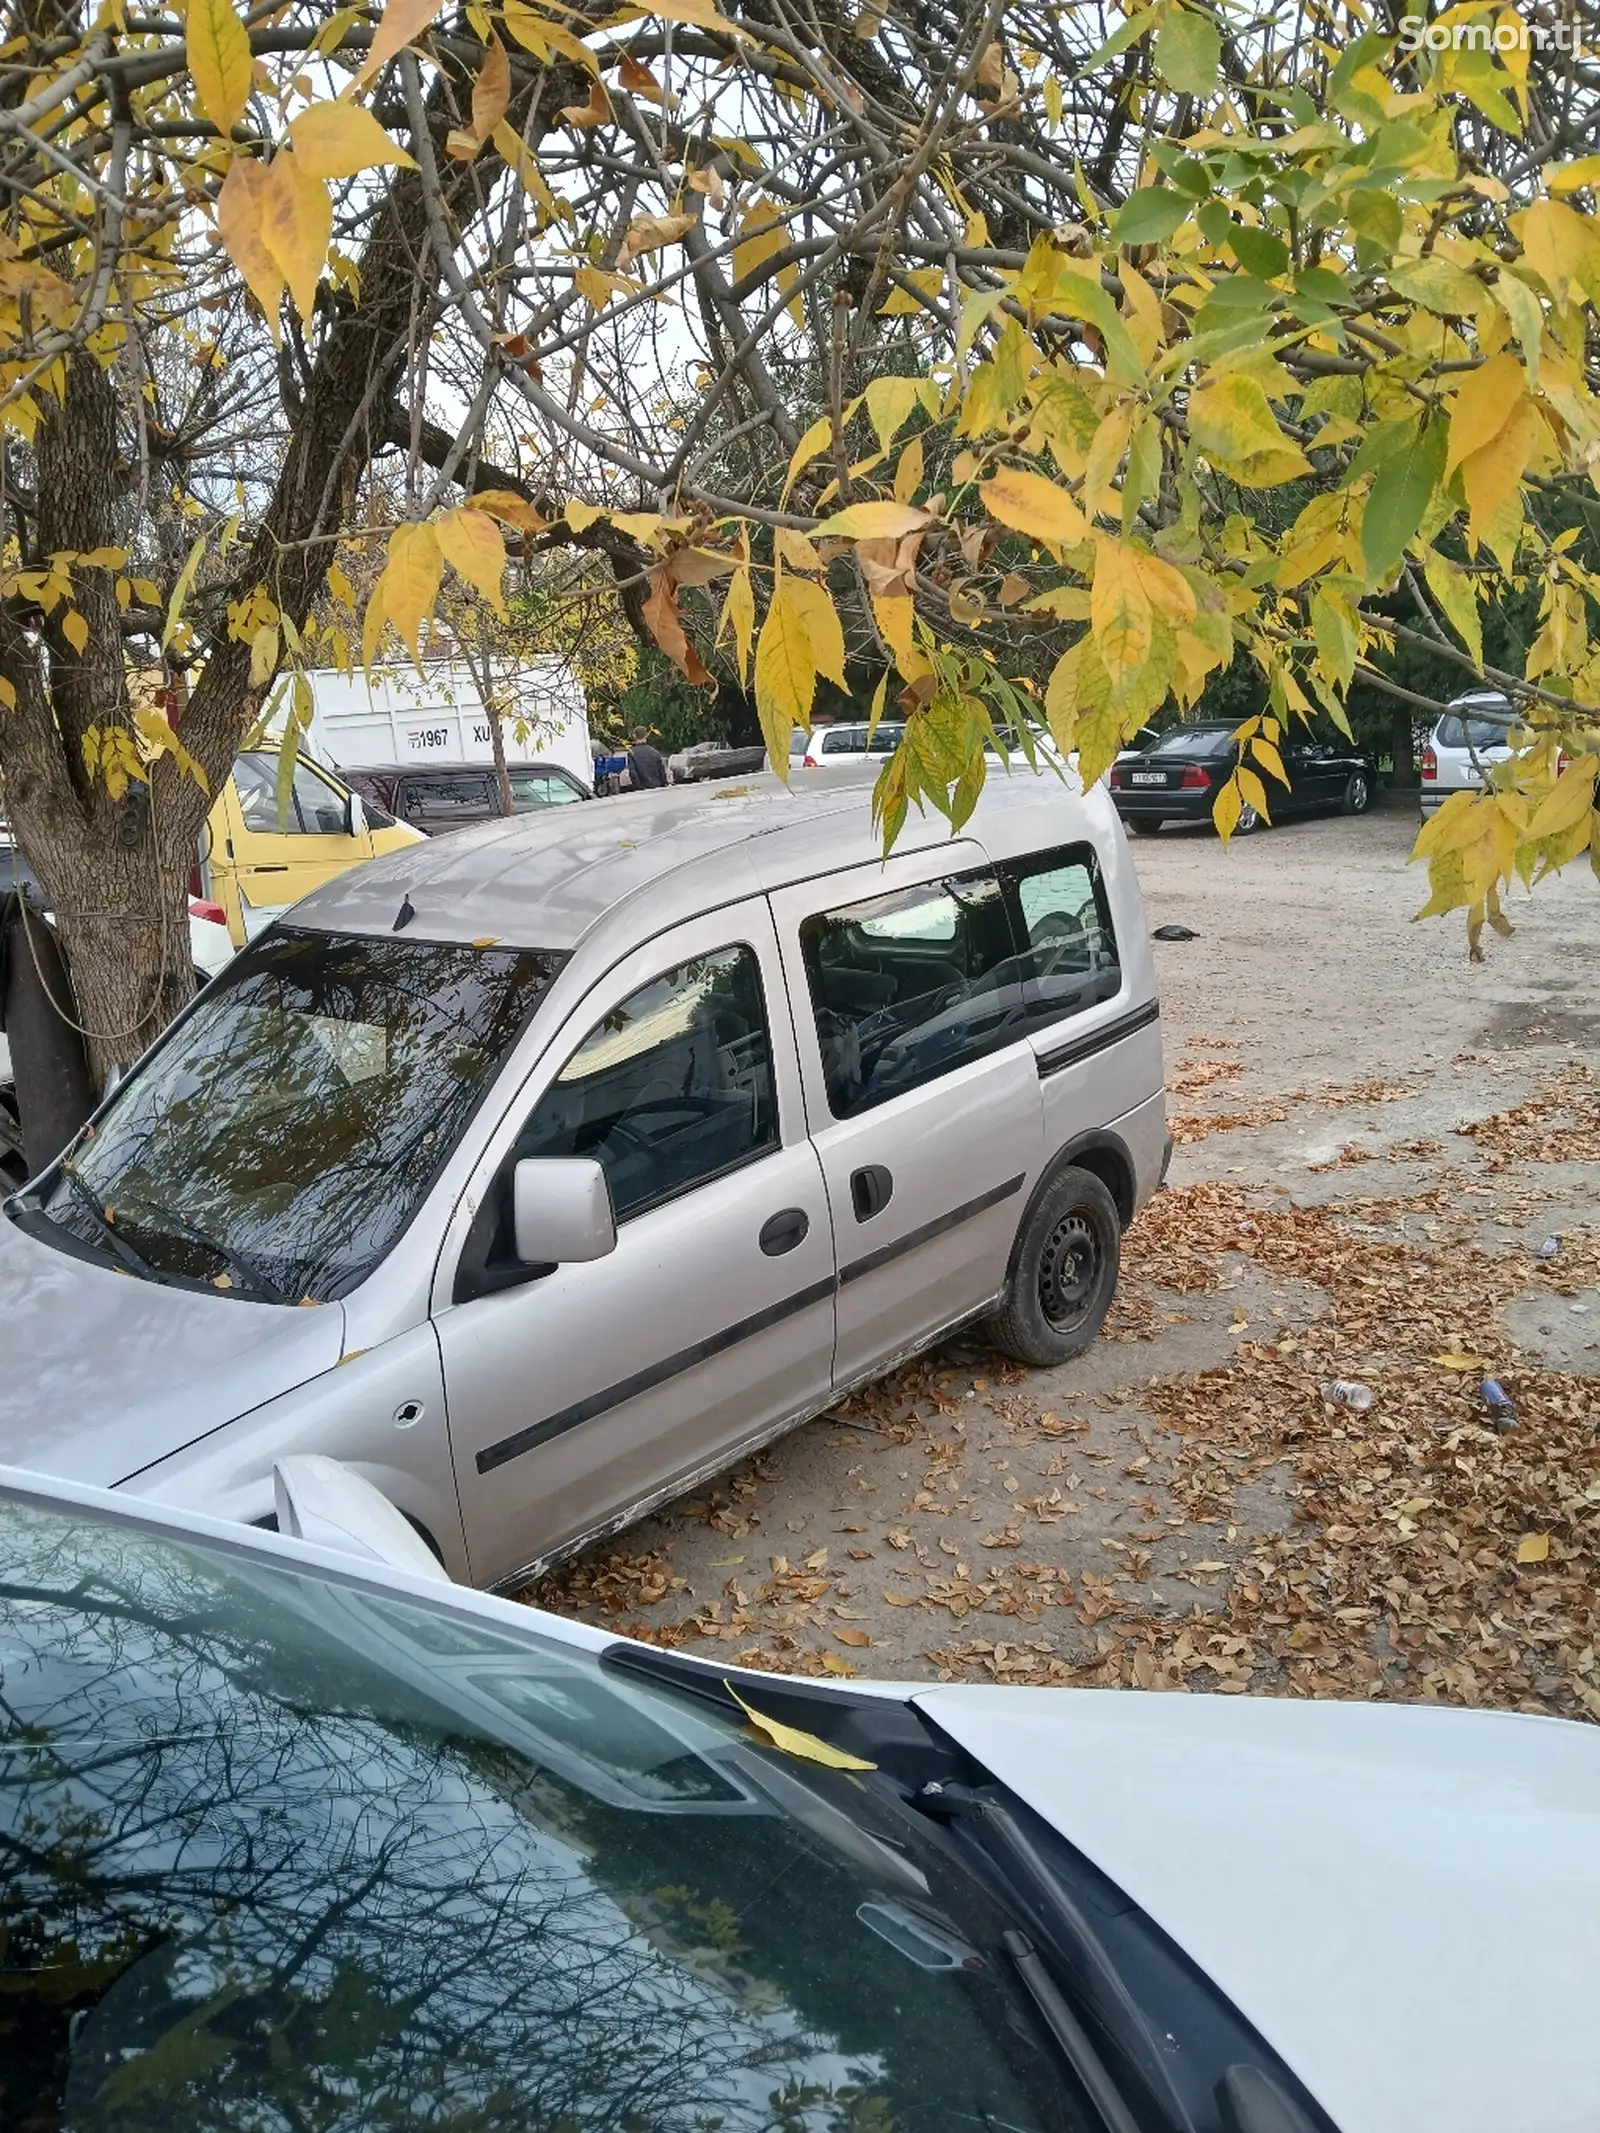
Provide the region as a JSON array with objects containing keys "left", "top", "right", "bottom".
[{"left": 533, "top": 801, "right": 1600, "bottom": 1712}]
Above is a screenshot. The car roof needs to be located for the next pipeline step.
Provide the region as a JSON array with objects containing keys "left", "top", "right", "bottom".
[{"left": 287, "top": 763, "right": 1114, "bottom": 956}]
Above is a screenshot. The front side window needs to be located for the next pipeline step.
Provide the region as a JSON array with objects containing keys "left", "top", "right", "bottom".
[
  {"left": 802, "top": 850, "right": 1120, "bottom": 1118},
  {"left": 233, "top": 753, "right": 351, "bottom": 836},
  {"left": 513, "top": 944, "right": 778, "bottom": 1220},
  {"left": 20, "top": 930, "right": 563, "bottom": 1301}
]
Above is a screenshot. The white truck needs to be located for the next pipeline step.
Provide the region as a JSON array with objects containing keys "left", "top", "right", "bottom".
[{"left": 283, "top": 662, "right": 593, "bottom": 785}]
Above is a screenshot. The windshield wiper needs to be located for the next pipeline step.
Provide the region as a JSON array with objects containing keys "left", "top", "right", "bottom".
[
  {"left": 53, "top": 1166, "right": 166, "bottom": 1283},
  {"left": 117, "top": 1197, "right": 292, "bottom": 1304},
  {"left": 1003, "top": 1929, "right": 1143, "bottom": 2133}
]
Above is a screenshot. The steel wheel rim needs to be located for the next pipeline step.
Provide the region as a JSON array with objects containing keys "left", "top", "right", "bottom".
[
  {"left": 1038, "top": 1210, "right": 1101, "bottom": 1331},
  {"left": 1237, "top": 804, "right": 1258, "bottom": 832}
]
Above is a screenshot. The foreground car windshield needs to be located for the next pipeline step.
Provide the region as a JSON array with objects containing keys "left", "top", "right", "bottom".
[
  {"left": 0, "top": 1493, "right": 1074, "bottom": 2133},
  {"left": 28, "top": 928, "right": 562, "bottom": 1302}
]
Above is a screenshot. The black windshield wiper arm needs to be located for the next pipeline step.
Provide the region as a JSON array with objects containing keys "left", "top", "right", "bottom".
[
  {"left": 120, "top": 1197, "right": 291, "bottom": 1304},
  {"left": 54, "top": 1166, "right": 165, "bottom": 1283},
  {"left": 1004, "top": 1930, "right": 1144, "bottom": 2133}
]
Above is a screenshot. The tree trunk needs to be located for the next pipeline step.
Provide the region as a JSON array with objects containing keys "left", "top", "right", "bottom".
[{"left": 1389, "top": 702, "right": 1420, "bottom": 789}]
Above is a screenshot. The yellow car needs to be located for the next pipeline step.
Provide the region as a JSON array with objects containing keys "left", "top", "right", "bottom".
[{"left": 198, "top": 749, "right": 423, "bottom": 948}]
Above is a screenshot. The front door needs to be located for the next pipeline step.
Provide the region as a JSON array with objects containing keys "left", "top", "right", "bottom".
[
  {"left": 770, "top": 848, "right": 1045, "bottom": 1393},
  {"left": 435, "top": 900, "right": 835, "bottom": 1588},
  {"left": 228, "top": 752, "right": 373, "bottom": 938}
]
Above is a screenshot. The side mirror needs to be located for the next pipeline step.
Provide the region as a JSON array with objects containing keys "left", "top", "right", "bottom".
[
  {"left": 345, "top": 790, "right": 367, "bottom": 838},
  {"left": 512, "top": 1157, "right": 616, "bottom": 1266}
]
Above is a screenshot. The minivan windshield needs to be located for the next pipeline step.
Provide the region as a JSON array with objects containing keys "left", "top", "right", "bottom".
[
  {"left": 29, "top": 928, "right": 563, "bottom": 1302},
  {"left": 0, "top": 1491, "right": 1078, "bottom": 2133}
]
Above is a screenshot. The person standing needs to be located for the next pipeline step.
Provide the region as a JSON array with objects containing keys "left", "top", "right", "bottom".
[{"left": 625, "top": 726, "right": 671, "bottom": 790}]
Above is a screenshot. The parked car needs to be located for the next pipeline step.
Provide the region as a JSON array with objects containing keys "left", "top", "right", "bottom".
[
  {"left": 6, "top": 1460, "right": 1600, "bottom": 2133},
  {"left": 668, "top": 739, "right": 769, "bottom": 783},
  {"left": 341, "top": 759, "right": 593, "bottom": 835},
  {"left": 1419, "top": 692, "right": 1516, "bottom": 818},
  {"left": 1108, "top": 723, "right": 1376, "bottom": 834},
  {"left": 799, "top": 720, "right": 908, "bottom": 769},
  {"left": 0, "top": 825, "right": 235, "bottom": 1190},
  {"left": 0, "top": 770, "right": 1165, "bottom": 1591},
  {"left": 201, "top": 747, "right": 424, "bottom": 944}
]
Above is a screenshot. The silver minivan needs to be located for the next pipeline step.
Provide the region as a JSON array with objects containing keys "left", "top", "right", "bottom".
[{"left": 0, "top": 769, "right": 1167, "bottom": 1589}]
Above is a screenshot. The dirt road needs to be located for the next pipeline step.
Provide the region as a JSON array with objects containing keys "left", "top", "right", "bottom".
[{"left": 534, "top": 803, "right": 1600, "bottom": 1719}]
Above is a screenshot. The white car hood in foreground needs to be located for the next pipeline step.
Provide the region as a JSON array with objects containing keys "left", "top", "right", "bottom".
[{"left": 915, "top": 1686, "right": 1600, "bottom": 2133}]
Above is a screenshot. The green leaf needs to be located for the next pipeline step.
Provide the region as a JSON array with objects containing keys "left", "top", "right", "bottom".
[
  {"left": 1112, "top": 187, "right": 1191, "bottom": 247},
  {"left": 1155, "top": 8, "right": 1222, "bottom": 97},
  {"left": 1077, "top": 9, "right": 1154, "bottom": 76},
  {"left": 1361, "top": 415, "right": 1448, "bottom": 586},
  {"left": 1422, "top": 550, "right": 1484, "bottom": 673},
  {"left": 1227, "top": 224, "right": 1289, "bottom": 280}
]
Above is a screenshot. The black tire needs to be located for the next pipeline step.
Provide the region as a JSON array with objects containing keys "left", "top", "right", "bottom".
[
  {"left": 1127, "top": 818, "right": 1163, "bottom": 836},
  {"left": 1232, "top": 801, "right": 1262, "bottom": 836},
  {"left": 989, "top": 1166, "right": 1121, "bottom": 1368},
  {"left": 1341, "top": 769, "right": 1372, "bottom": 815}
]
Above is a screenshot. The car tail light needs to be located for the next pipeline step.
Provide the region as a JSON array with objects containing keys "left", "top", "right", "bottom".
[
  {"left": 1557, "top": 749, "right": 1569, "bottom": 775},
  {"left": 1421, "top": 745, "right": 1437, "bottom": 781},
  {"left": 802, "top": 753, "right": 821, "bottom": 768},
  {"left": 188, "top": 863, "right": 202, "bottom": 898},
  {"left": 188, "top": 897, "right": 227, "bottom": 927},
  {"left": 1108, "top": 764, "right": 1125, "bottom": 788},
  {"left": 1179, "top": 764, "right": 1211, "bottom": 789}
]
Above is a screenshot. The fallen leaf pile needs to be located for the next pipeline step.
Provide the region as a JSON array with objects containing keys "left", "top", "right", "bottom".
[
  {"left": 1457, "top": 1064, "right": 1600, "bottom": 1167},
  {"left": 1168, "top": 1057, "right": 1244, "bottom": 1097}
]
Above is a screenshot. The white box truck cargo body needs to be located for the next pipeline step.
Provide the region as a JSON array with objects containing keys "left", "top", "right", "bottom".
[{"left": 288, "top": 663, "right": 592, "bottom": 784}]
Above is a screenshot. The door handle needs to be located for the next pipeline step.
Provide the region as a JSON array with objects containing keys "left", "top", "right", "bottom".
[
  {"left": 851, "top": 1164, "right": 894, "bottom": 1222},
  {"left": 758, "top": 1207, "right": 810, "bottom": 1257}
]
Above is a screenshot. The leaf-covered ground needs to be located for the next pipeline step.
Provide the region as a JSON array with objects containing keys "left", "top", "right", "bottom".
[{"left": 528, "top": 815, "right": 1600, "bottom": 1720}]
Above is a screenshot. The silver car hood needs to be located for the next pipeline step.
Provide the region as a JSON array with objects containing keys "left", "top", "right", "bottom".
[
  {"left": 915, "top": 1684, "right": 1600, "bottom": 2133},
  {"left": 0, "top": 1212, "right": 345, "bottom": 1485}
]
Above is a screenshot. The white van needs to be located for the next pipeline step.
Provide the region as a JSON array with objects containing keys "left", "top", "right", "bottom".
[
  {"left": 0, "top": 767, "right": 1167, "bottom": 1589},
  {"left": 285, "top": 661, "right": 594, "bottom": 786}
]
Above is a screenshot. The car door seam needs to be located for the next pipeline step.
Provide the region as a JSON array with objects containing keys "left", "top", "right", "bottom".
[{"left": 836, "top": 1171, "right": 1025, "bottom": 1287}]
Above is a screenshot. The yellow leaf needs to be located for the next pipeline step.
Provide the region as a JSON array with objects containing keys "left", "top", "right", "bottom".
[
  {"left": 465, "top": 487, "right": 547, "bottom": 534},
  {"left": 1213, "top": 777, "right": 1243, "bottom": 842},
  {"left": 893, "top": 433, "right": 924, "bottom": 505},
  {"left": 561, "top": 81, "right": 613, "bottom": 128},
  {"left": 435, "top": 505, "right": 506, "bottom": 616},
  {"left": 1525, "top": 754, "right": 1598, "bottom": 838},
  {"left": 1136, "top": 550, "right": 1197, "bottom": 624},
  {"left": 216, "top": 158, "right": 284, "bottom": 323},
  {"left": 725, "top": 1681, "right": 875, "bottom": 1766},
  {"left": 492, "top": 118, "right": 558, "bottom": 223},
  {"left": 564, "top": 498, "right": 605, "bottom": 532},
  {"left": 472, "top": 34, "right": 511, "bottom": 140},
  {"left": 617, "top": 0, "right": 747, "bottom": 35},
  {"left": 1091, "top": 538, "right": 1152, "bottom": 679},
  {"left": 1432, "top": 1350, "right": 1487, "bottom": 1371},
  {"left": 774, "top": 526, "right": 820, "bottom": 574},
  {"left": 783, "top": 575, "right": 847, "bottom": 687},
  {"left": 574, "top": 264, "right": 636, "bottom": 308},
  {"left": 1516, "top": 1533, "right": 1549, "bottom": 1564},
  {"left": 356, "top": 0, "right": 445, "bottom": 84},
  {"left": 1461, "top": 395, "right": 1538, "bottom": 548},
  {"left": 188, "top": 0, "right": 253, "bottom": 134},
  {"left": 259, "top": 151, "right": 331, "bottom": 320},
  {"left": 1187, "top": 373, "right": 1309, "bottom": 486},
  {"left": 782, "top": 413, "right": 832, "bottom": 502},
  {"left": 835, "top": 1626, "right": 872, "bottom": 1647},
  {"left": 1519, "top": 198, "right": 1600, "bottom": 307},
  {"left": 872, "top": 592, "right": 918, "bottom": 675},
  {"left": 289, "top": 101, "right": 414, "bottom": 177},
  {"left": 616, "top": 210, "right": 696, "bottom": 266},
  {"left": 754, "top": 578, "right": 816, "bottom": 756},
  {"left": 1549, "top": 157, "right": 1600, "bottom": 194},
  {"left": 377, "top": 521, "right": 443, "bottom": 666},
  {"left": 980, "top": 467, "right": 1086, "bottom": 548},
  {"left": 1445, "top": 353, "right": 1526, "bottom": 475},
  {"left": 815, "top": 500, "right": 931, "bottom": 540},
  {"left": 724, "top": 566, "right": 754, "bottom": 692},
  {"left": 879, "top": 266, "right": 944, "bottom": 315},
  {"left": 62, "top": 608, "right": 88, "bottom": 655}
]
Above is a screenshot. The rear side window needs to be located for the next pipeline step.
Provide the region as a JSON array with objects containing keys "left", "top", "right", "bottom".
[
  {"left": 820, "top": 728, "right": 863, "bottom": 755},
  {"left": 801, "top": 850, "right": 1120, "bottom": 1118},
  {"left": 1437, "top": 713, "right": 1514, "bottom": 750},
  {"left": 513, "top": 945, "right": 778, "bottom": 1220},
  {"left": 404, "top": 775, "right": 494, "bottom": 815}
]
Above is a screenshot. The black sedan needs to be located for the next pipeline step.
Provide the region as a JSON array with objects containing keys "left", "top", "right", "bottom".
[{"left": 1107, "top": 722, "right": 1377, "bottom": 834}]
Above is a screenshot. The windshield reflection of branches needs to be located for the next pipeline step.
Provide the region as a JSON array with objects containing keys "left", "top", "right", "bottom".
[
  {"left": 62, "top": 934, "right": 561, "bottom": 1299},
  {"left": 0, "top": 1510, "right": 903, "bottom": 2133}
]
